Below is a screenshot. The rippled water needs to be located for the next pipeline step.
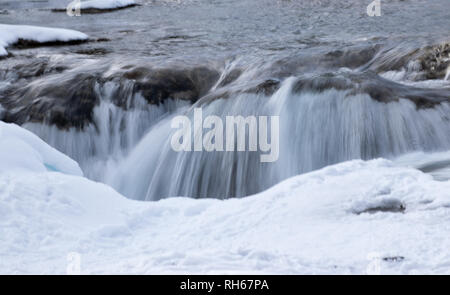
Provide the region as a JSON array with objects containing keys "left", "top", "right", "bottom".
[{"left": 1, "top": 0, "right": 449, "bottom": 61}]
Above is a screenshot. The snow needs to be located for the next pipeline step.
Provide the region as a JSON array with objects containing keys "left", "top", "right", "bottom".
[
  {"left": 0, "top": 124, "right": 449, "bottom": 274},
  {"left": 0, "top": 24, "right": 88, "bottom": 57},
  {"left": 78, "top": 0, "right": 137, "bottom": 10},
  {"left": 1, "top": 123, "right": 450, "bottom": 274},
  {"left": 0, "top": 122, "right": 82, "bottom": 176}
]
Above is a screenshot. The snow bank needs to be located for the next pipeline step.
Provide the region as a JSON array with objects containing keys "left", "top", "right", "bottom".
[
  {"left": 0, "top": 24, "right": 88, "bottom": 57},
  {"left": 0, "top": 122, "right": 82, "bottom": 175},
  {"left": 53, "top": 0, "right": 138, "bottom": 13},
  {"left": 1, "top": 151, "right": 449, "bottom": 273},
  {"left": 79, "top": 0, "right": 137, "bottom": 10}
]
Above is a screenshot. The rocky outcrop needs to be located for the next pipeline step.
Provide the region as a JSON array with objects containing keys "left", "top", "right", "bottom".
[
  {"left": 0, "top": 64, "right": 220, "bottom": 130},
  {"left": 419, "top": 43, "right": 450, "bottom": 79},
  {"left": 292, "top": 71, "right": 450, "bottom": 109}
]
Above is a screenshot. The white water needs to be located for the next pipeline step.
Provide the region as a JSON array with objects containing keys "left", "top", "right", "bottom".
[
  {"left": 107, "top": 78, "right": 450, "bottom": 200},
  {"left": 21, "top": 71, "right": 450, "bottom": 201},
  {"left": 24, "top": 81, "right": 189, "bottom": 181}
]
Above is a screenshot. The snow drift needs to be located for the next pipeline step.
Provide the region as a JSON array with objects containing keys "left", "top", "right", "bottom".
[
  {"left": 0, "top": 24, "right": 88, "bottom": 57},
  {"left": 78, "top": 0, "right": 137, "bottom": 10},
  {"left": 0, "top": 122, "right": 82, "bottom": 175},
  {"left": 0, "top": 123, "right": 449, "bottom": 274}
]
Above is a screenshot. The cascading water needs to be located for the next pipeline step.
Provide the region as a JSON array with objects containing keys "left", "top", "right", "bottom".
[
  {"left": 2, "top": 42, "right": 450, "bottom": 201},
  {"left": 107, "top": 73, "right": 450, "bottom": 200},
  {"left": 23, "top": 81, "right": 189, "bottom": 181}
]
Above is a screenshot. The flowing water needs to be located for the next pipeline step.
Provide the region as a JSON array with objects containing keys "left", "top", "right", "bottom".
[{"left": 1, "top": 0, "right": 450, "bottom": 200}]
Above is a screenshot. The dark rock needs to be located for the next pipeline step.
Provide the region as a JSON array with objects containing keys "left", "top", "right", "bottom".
[
  {"left": 10, "top": 60, "right": 67, "bottom": 79},
  {"left": 0, "top": 64, "right": 220, "bottom": 130},
  {"left": 75, "top": 48, "right": 110, "bottom": 56},
  {"left": 245, "top": 79, "right": 281, "bottom": 96},
  {"left": 354, "top": 198, "right": 406, "bottom": 215},
  {"left": 292, "top": 71, "right": 450, "bottom": 109},
  {"left": 1, "top": 73, "right": 99, "bottom": 130},
  {"left": 419, "top": 43, "right": 450, "bottom": 79},
  {"left": 95, "top": 38, "right": 110, "bottom": 42},
  {"left": 382, "top": 256, "right": 405, "bottom": 262},
  {"left": 130, "top": 66, "right": 220, "bottom": 105},
  {"left": 12, "top": 38, "right": 88, "bottom": 49}
]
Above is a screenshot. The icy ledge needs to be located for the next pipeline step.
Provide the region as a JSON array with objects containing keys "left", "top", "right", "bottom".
[{"left": 0, "top": 24, "right": 88, "bottom": 57}]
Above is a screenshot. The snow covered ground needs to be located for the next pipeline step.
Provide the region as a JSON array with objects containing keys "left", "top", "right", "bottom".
[
  {"left": 0, "top": 24, "right": 88, "bottom": 57},
  {"left": 1, "top": 122, "right": 450, "bottom": 274}
]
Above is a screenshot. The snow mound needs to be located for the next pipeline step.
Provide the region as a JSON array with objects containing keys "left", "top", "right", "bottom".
[
  {"left": 0, "top": 122, "right": 82, "bottom": 176},
  {"left": 53, "top": 0, "right": 138, "bottom": 13},
  {"left": 1, "top": 153, "right": 449, "bottom": 274},
  {"left": 0, "top": 24, "right": 88, "bottom": 57},
  {"left": 79, "top": 0, "right": 137, "bottom": 10}
]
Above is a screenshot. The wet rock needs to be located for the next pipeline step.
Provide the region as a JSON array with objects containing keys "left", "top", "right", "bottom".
[
  {"left": 292, "top": 74, "right": 353, "bottom": 93},
  {"left": 245, "top": 79, "right": 281, "bottom": 96},
  {"left": 75, "top": 48, "right": 110, "bottom": 56},
  {"left": 0, "top": 64, "right": 220, "bottom": 130},
  {"left": 12, "top": 38, "right": 88, "bottom": 49},
  {"left": 419, "top": 43, "right": 450, "bottom": 79},
  {"left": 292, "top": 71, "right": 450, "bottom": 109},
  {"left": 269, "top": 44, "right": 382, "bottom": 79},
  {"left": 324, "top": 45, "right": 382, "bottom": 69},
  {"left": 127, "top": 66, "right": 220, "bottom": 105},
  {"left": 95, "top": 38, "right": 110, "bottom": 43},
  {"left": 1, "top": 73, "right": 100, "bottom": 130},
  {"left": 0, "top": 57, "right": 68, "bottom": 82}
]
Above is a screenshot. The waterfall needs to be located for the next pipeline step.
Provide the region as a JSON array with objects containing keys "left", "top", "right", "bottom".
[
  {"left": 9, "top": 52, "right": 449, "bottom": 201},
  {"left": 107, "top": 76, "right": 450, "bottom": 200},
  {"left": 23, "top": 81, "right": 189, "bottom": 181}
]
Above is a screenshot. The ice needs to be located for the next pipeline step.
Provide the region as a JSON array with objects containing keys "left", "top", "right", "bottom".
[{"left": 0, "top": 24, "right": 88, "bottom": 57}]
